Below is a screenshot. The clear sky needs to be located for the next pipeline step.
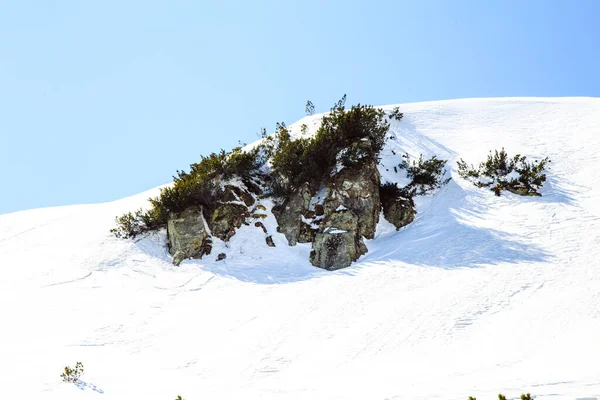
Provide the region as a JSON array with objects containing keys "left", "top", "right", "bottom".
[{"left": 1, "top": 0, "right": 599, "bottom": 214}]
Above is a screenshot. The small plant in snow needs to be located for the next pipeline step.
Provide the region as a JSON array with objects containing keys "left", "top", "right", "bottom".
[
  {"left": 468, "top": 397, "right": 477, "bottom": 400},
  {"left": 521, "top": 394, "right": 533, "bottom": 400},
  {"left": 60, "top": 361, "right": 84, "bottom": 382},
  {"left": 498, "top": 394, "right": 507, "bottom": 400},
  {"left": 457, "top": 148, "right": 550, "bottom": 196},
  {"left": 399, "top": 153, "right": 451, "bottom": 195},
  {"left": 175, "top": 396, "right": 184, "bottom": 400},
  {"left": 389, "top": 106, "right": 404, "bottom": 121}
]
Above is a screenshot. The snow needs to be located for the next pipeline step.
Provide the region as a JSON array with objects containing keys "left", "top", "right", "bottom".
[{"left": 1, "top": 97, "right": 600, "bottom": 400}]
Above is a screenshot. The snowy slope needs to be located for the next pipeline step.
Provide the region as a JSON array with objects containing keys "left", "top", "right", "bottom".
[{"left": 1, "top": 98, "right": 599, "bottom": 400}]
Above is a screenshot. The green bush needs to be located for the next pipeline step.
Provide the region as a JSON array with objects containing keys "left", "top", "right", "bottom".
[
  {"left": 521, "top": 394, "right": 533, "bottom": 400},
  {"left": 113, "top": 95, "right": 396, "bottom": 236},
  {"left": 112, "top": 145, "right": 267, "bottom": 237},
  {"left": 271, "top": 95, "right": 390, "bottom": 195},
  {"left": 60, "top": 361, "right": 84, "bottom": 383},
  {"left": 389, "top": 106, "right": 404, "bottom": 121},
  {"left": 458, "top": 148, "right": 550, "bottom": 196},
  {"left": 498, "top": 394, "right": 507, "bottom": 400},
  {"left": 399, "top": 154, "right": 451, "bottom": 195}
]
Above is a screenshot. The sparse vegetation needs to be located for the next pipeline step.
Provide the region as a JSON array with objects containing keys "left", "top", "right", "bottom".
[
  {"left": 498, "top": 394, "right": 507, "bottom": 400},
  {"left": 113, "top": 95, "right": 395, "bottom": 237},
  {"left": 389, "top": 106, "right": 404, "bottom": 121},
  {"left": 60, "top": 361, "right": 84, "bottom": 383},
  {"left": 399, "top": 153, "right": 451, "bottom": 195},
  {"left": 270, "top": 94, "right": 390, "bottom": 195},
  {"left": 458, "top": 148, "right": 550, "bottom": 196},
  {"left": 521, "top": 394, "right": 533, "bottom": 400}
]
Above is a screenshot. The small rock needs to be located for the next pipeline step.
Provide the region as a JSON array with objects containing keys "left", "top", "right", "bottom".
[
  {"left": 265, "top": 236, "right": 276, "bottom": 247},
  {"left": 217, "top": 253, "right": 227, "bottom": 261},
  {"left": 255, "top": 221, "right": 268, "bottom": 233}
]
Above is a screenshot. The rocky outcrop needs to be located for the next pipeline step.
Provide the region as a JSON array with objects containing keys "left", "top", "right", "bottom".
[
  {"left": 310, "top": 146, "right": 381, "bottom": 270},
  {"left": 272, "top": 182, "right": 315, "bottom": 246},
  {"left": 167, "top": 207, "right": 211, "bottom": 266},
  {"left": 210, "top": 203, "right": 249, "bottom": 241}
]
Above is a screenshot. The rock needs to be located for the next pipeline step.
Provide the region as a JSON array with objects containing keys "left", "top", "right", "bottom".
[
  {"left": 310, "top": 230, "right": 367, "bottom": 270},
  {"left": 242, "top": 176, "right": 263, "bottom": 195},
  {"left": 167, "top": 207, "right": 211, "bottom": 266},
  {"left": 254, "top": 221, "right": 268, "bottom": 233},
  {"left": 210, "top": 203, "right": 249, "bottom": 241},
  {"left": 223, "top": 185, "right": 255, "bottom": 207},
  {"left": 381, "top": 196, "right": 415, "bottom": 230},
  {"left": 217, "top": 253, "right": 226, "bottom": 261},
  {"left": 272, "top": 182, "right": 314, "bottom": 246},
  {"left": 323, "top": 149, "right": 381, "bottom": 240},
  {"left": 309, "top": 143, "right": 380, "bottom": 270},
  {"left": 265, "top": 235, "right": 275, "bottom": 247}
]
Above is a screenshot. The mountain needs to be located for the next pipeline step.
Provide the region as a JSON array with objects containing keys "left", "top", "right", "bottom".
[{"left": 1, "top": 97, "right": 599, "bottom": 400}]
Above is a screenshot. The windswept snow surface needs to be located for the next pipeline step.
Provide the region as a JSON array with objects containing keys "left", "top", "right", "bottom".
[{"left": 1, "top": 98, "right": 600, "bottom": 400}]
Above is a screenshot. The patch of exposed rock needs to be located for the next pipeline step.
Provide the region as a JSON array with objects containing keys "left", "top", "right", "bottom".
[{"left": 167, "top": 207, "right": 212, "bottom": 266}]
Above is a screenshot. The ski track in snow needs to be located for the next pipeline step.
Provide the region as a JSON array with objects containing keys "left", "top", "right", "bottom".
[{"left": 0, "top": 97, "right": 599, "bottom": 399}]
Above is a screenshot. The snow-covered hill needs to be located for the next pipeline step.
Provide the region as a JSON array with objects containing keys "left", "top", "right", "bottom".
[{"left": 1, "top": 98, "right": 599, "bottom": 400}]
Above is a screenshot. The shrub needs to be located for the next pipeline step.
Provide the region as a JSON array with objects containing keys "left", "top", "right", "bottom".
[
  {"left": 458, "top": 148, "right": 550, "bottom": 196},
  {"left": 113, "top": 95, "right": 396, "bottom": 235},
  {"left": 271, "top": 95, "right": 390, "bottom": 195},
  {"left": 498, "top": 394, "right": 507, "bottom": 400},
  {"left": 399, "top": 154, "right": 451, "bottom": 195},
  {"left": 521, "top": 394, "right": 533, "bottom": 400},
  {"left": 389, "top": 106, "right": 404, "bottom": 121},
  {"left": 112, "top": 144, "right": 268, "bottom": 237},
  {"left": 110, "top": 207, "right": 166, "bottom": 239},
  {"left": 468, "top": 397, "right": 477, "bottom": 400},
  {"left": 305, "top": 100, "right": 315, "bottom": 115},
  {"left": 60, "top": 361, "right": 84, "bottom": 383}
]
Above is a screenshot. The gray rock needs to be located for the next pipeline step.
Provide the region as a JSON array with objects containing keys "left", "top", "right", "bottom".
[
  {"left": 210, "top": 203, "right": 249, "bottom": 241},
  {"left": 310, "top": 146, "right": 380, "bottom": 270},
  {"left": 381, "top": 195, "right": 415, "bottom": 230},
  {"left": 323, "top": 151, "right": 381, "bottom": 240},
  {"left": 310, "top": 230, "right": 367, "bottom": 270},
  {"left": 167, "top": 207, "right": 211, "bottom": 266},
  {"left": 272, "top": 182, "right": 314, "bottom": 246},
  {"left": 217, "top": 253, "right": 226, "bottom": 261},
  {"left": 265, "top": 235, "right": 276, "bottom": 247}
]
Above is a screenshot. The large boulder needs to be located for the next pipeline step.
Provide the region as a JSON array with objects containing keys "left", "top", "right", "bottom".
[
  {"left": 310, "top": 229, "right": 367, "bottom": 270},
  {"left": 167, "top": 207, "right": 211, "bottom": 266},
  {"left": 381, "top": 196, "right": 415, "bottom": 230}
]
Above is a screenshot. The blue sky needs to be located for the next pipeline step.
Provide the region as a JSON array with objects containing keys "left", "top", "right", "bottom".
[{"left": 1, "top": 0, "right": 599, "bottom": 214}]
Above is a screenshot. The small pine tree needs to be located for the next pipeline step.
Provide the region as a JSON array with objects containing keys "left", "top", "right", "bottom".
[
  {"left": 389, "top": 106, "right": 404, "bottom": 121},
  {"left": 305, "top": 100, "right": 315, "bottom": 115},
  {"left": 175, "top": 396, "right": 184, "bottom": 400},
  {"left": 498, "top": 394, "right": 507, "bottom": 400},
  {"left": 468, "top": 397, "right": 477, "bottom": 400},
  {"left": 60, "top": 361, "right": 84, "bottom": 383},
  {"left": 521, "top": 394, "right": 533, "bottom": 400}
]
